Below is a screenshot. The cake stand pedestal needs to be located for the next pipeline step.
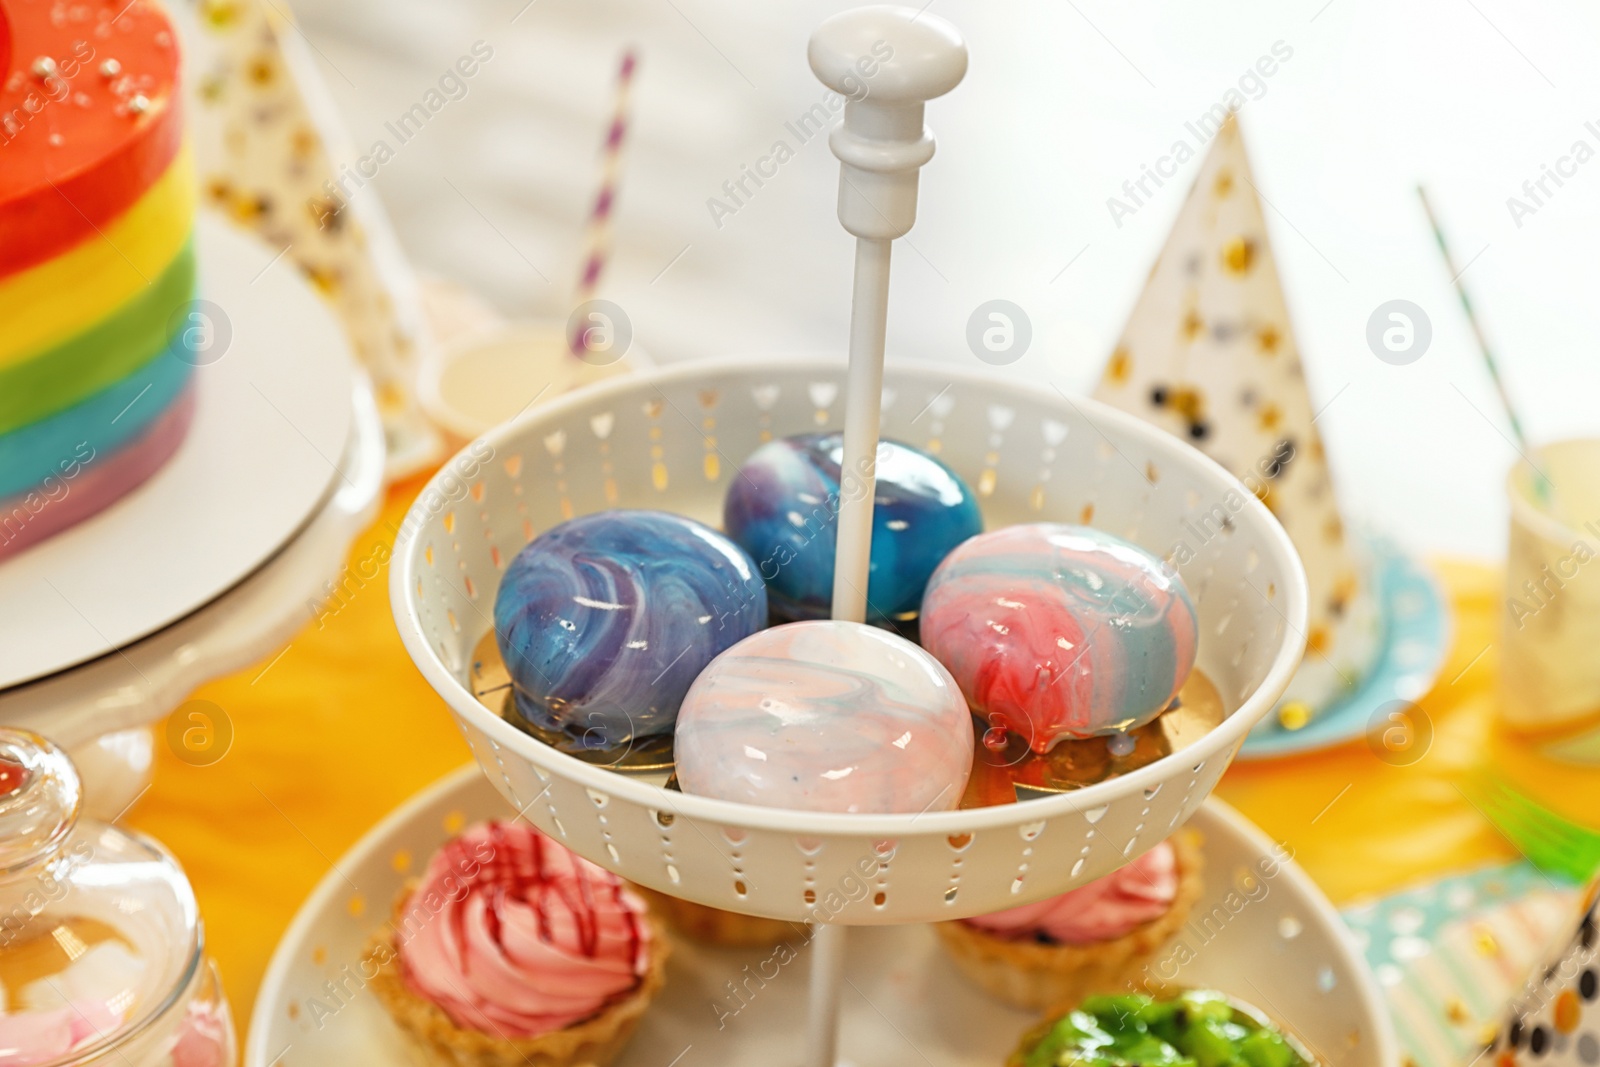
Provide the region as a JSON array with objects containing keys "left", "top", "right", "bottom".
[
  {"left": 0, "top": 216, "right": 360, "bottom": 692},
  {"left": 69, "top": 727, "right": 155, "bottom": 821},
  {"left": 0, "top": 378, "right": 383, "bottom": 745},
  {"left": 0, "top": 216, "right": 385, "bottom": 816},
  {"left": 0, "top": 376, "right": 382, "bottom": 816}
]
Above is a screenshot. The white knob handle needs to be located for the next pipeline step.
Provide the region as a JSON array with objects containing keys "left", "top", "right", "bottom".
[{"left": 808, "top": 5, "right": 967, "bottom": 240}]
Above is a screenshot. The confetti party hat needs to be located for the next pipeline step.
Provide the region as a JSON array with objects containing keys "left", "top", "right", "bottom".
[
  {"left": 1092, "top": 116, "right": 1382, "bottom": 728},
  {"left": 185, "top": 0, "right": 441, "bottom": 477},
  {"left": 1484, "top": 876, "right": 1600, "bottom": 1067}
]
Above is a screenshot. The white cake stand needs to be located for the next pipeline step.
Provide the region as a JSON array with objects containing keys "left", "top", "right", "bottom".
[
  {"left": 0, "top": 216, "right": 384, "bottom": 815},
  {"left": 0, "top": 377, "right": 383, "bottom": 750},
  {"left": 0, "top": 215, "right": 356, "bottom": 691},
  {"left": 389, "top": 9, "right": 1326, "bottom": 1064}
]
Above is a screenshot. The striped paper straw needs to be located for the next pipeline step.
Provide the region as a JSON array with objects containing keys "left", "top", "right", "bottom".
[
  {"left": 1417, "top": 185, "right": 1552, "bottom": 502},
  {"left": 570, "top": 48, "right": 638, "bottom": 358},
  {"left": 1417, "top": 189, "right": 1539, "bottom": 439}
]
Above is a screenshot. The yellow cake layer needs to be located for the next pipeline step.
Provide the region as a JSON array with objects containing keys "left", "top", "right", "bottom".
[{"left": 0, "top": 145, "right": 196, "bottom": 368}]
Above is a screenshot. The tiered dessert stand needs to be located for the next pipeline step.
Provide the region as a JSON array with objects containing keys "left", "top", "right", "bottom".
[
  {"left": 359, "top": 8, "right": 1392, "bottom": 1065},
  {"left": 0, "top": 217, "right": 384, "bottom": 814}
]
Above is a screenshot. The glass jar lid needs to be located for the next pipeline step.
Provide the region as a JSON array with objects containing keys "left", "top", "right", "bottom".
[{"left": 0, "top": 730, "right": 203, "bottom": 1066}]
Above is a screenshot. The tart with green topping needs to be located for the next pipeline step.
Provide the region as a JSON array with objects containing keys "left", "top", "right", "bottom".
[{"left": 1009, "top": 990, "right": 1317, "bottom": 1067}]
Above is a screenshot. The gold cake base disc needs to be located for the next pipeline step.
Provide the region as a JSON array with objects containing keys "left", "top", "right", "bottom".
[{"left": 470, "top": 629, "right": 1226, "bottom": 801}]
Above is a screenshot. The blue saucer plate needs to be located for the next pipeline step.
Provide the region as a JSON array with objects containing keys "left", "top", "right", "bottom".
[{"left": 1239, "top": 536, "right": 1452, "bottom": 760}]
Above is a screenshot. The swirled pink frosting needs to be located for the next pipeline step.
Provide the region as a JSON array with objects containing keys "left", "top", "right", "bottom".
[
  {"left": 397, "top": 821, "right": 652, "bottom": 1038},
  {"left": 962, "top": 841, "right": 1178, "bottom": 944}
]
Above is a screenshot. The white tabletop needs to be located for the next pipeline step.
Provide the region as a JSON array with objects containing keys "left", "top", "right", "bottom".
[{"left": 297, "top": 0, "right": 1600, "bottom": 558}]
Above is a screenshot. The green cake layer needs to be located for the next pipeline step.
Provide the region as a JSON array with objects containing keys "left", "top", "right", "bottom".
[{"left": 0, "top": 242, "right": 196, "bottom": 436}]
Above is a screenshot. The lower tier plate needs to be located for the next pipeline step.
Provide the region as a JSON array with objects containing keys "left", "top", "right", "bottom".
[{"left": 248, "top": 765, "right": 1397, "bottom": 1067}]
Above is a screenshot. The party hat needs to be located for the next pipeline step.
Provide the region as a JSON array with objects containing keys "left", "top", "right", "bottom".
[
  {"left": 1485, "top": 876, "right": 1600, "bottom": 1066},
  {"left": 186, "top": 0, "right": 440, "bottom": 477},
  {"left": 1092, "top": 116, "right": 1380, "bottom": 725}
]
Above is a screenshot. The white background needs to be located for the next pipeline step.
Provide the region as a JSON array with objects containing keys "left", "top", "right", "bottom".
[{"left": 293, "top": 0, "right": 1600, "bottom": 558}]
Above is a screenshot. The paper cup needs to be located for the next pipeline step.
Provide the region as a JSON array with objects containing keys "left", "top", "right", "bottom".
[
  {"left": 419, "top": 322, "right": 650, "bottom": 450},
  {"left": 1501, "top": 439, "right": 1600, "bottom": 761}
]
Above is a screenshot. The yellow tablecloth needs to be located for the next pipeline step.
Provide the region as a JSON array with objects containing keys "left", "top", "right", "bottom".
[{"left": 124, "top": 483, "right": 1600, "bottom": 1033}]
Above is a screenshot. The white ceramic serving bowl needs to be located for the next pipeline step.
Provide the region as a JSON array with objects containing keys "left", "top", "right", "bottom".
[{"left": 390, "top": 359, "right": 1308, "bottom": 925}]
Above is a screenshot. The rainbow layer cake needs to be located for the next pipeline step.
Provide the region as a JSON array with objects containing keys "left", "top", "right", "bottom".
[{"left": 0, "top": 0, "right": 196, "bottom": 562}]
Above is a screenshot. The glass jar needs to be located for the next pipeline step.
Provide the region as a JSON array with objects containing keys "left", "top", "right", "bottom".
[{"left": 0, "top": 730, "right": 235, "bottom": 1066}]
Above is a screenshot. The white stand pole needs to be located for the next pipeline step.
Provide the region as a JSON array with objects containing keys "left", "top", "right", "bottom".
[
  {"left": 830, "top": 237, "right": 892, "bottom": 623},
  {"left": 805, "top": 923, "right": 849, "bottom": 1067},
  {"left": 805, "top": 8, "right": 967, "bottom": 1065}
]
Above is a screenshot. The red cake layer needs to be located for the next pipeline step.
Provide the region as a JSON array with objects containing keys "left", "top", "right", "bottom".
[{"left": 0, "top": 0, "right": 183, "bottom": 279}]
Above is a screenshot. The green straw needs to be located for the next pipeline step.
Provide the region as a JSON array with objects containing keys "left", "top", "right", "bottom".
[{"left": 1416, "top": 185, "right": 1551, "bottom": 503}]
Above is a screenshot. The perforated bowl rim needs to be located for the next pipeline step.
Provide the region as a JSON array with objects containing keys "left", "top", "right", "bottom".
[{"left": 390, "top": 356, "right": 1308, "bottom": 837}]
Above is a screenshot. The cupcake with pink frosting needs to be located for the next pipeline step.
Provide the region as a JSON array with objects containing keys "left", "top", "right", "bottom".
[
  {"left": 936, "top": 832, "right": 1203, "bottom": 1011},
  {"left": 369, "top": 821, "right": 667, "bottom": 1067}
]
